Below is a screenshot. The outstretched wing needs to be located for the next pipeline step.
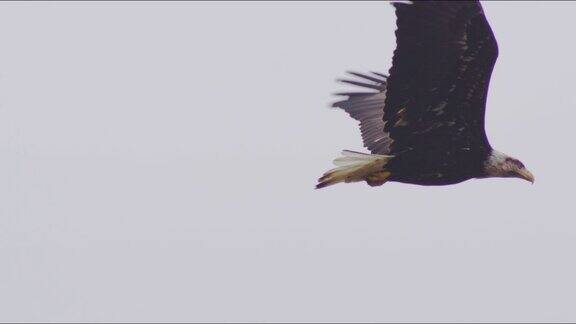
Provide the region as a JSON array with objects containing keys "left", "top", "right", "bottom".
[
  {"left": 332, "top": 72, "right": 392, "bottom": 154},
  {"left": 384, "top": 0, "right": 498, "bottom": 155}
]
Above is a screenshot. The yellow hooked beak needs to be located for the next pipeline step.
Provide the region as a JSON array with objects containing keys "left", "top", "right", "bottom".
[{"left": 516, "top": 168, "right": 535, "bottom": 184}]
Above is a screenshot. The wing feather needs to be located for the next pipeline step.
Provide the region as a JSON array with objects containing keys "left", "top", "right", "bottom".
[
  {"left": 384, "top": 0, "right": 498, "bottom": 155},
  {"left": 332, "top": 72, "right": 392, "bottom": 154}
]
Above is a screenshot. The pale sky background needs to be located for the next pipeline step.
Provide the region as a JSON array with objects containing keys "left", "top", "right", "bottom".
[{"left": 0, "top": 1, "right": 575, "bottom": 322}]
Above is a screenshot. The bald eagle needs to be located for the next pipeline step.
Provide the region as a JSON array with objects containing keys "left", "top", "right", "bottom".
[{"left": 316, "top": 0, "right": 534, "bottom": 189}]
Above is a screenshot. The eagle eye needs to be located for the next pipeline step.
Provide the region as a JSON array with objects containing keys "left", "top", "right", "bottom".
[{"left": 505, "top": 158, "right": 524, "bottom": 169}]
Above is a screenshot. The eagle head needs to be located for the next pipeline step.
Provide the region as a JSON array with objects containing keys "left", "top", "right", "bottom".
[{"left": 483, "top": 150, "right": 534, "bottom": 183}]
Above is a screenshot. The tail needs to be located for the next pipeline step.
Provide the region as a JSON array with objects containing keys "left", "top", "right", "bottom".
[{"left": 316, "top": 150, "right": 393, "bottom": 189}]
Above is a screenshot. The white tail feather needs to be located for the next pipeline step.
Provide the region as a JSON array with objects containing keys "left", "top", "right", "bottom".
[{"left": 316, "top": 150, "right": 392, "bottom": 188}]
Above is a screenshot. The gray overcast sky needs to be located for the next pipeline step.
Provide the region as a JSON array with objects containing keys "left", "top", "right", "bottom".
[{"left": 1, "top": 1, "right": 575, "bottom": 322}]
